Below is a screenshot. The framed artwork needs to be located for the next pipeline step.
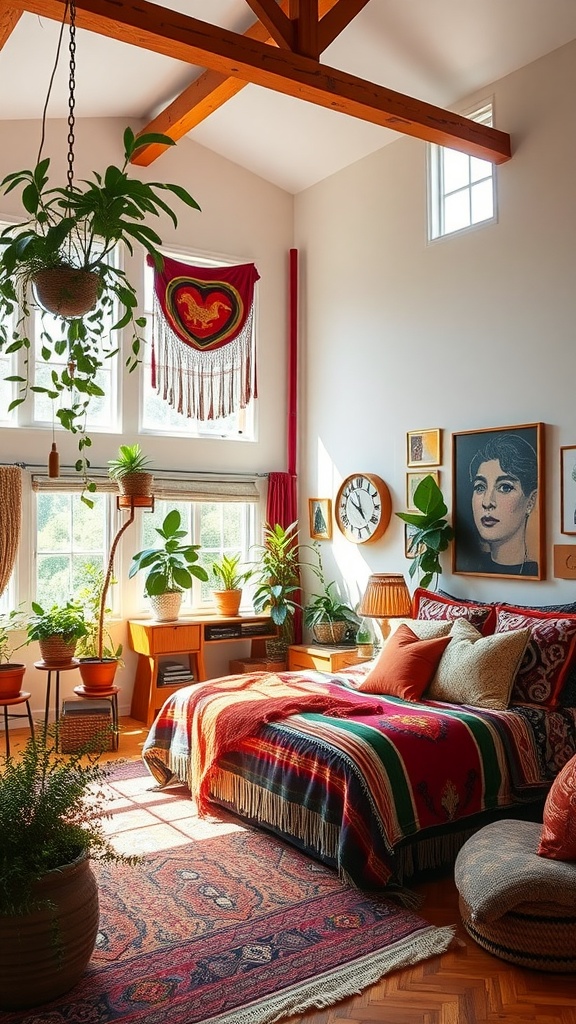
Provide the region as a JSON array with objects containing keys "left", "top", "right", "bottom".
[
  {"left": 452, "top": 423, "right": 545, "bottom": 580},
  {"left": 406, "top": 428, "right": 441, "bottom": 468},
  {"left": 404, "top": 523, "right": 424, "bottom": 559},
  {"left": 308, "top": 498, "right": 332, "bottom": 540},
  {"left": 560, "top": 446, "right": 576, "bottom": 535},
  {"left": 406, "top": 470, "right": 439, "bottom": 510}
]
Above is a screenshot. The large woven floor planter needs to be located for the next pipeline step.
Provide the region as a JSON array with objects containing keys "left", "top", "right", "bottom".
[{"left": 0, "top": 853, "right": 99, "bottom": 1010}]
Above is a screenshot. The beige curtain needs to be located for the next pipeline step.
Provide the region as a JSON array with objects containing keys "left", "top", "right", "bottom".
[{"left": 0, "top": 467, "right": 22, "bottom": 598}]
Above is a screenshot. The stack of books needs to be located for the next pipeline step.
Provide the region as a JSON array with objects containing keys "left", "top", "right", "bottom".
[{"left": 158, "top": 661, "right": 194, "bottom": 687}]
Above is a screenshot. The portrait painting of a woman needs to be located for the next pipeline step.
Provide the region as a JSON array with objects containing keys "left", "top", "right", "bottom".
[{"left": 453, "top": 424, "right": 544, "bottom": 579}]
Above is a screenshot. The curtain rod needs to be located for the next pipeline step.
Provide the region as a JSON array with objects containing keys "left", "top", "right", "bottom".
[{"left": 3, "top": 462, "right": 269, "bottom": 478}]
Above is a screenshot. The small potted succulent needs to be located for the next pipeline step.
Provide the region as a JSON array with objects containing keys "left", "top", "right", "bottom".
[
  {"left": 0, "top": 607, "right": 28, "bottom": 698},
  {"left": 26, "top": 600, "right": 88, "bottom": 666},
  {"left": 107, "top": 443, "right": 153, "bottom": 498},
  {"left": 129, "top": 509, "right": 209, "bottom": 622},
  {"left": 211, "top": 552, "right": 253, "bottom": 617}
]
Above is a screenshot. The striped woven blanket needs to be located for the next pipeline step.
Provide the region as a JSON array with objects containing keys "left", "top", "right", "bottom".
[{"left": 143, "top": 669, "right": 576, "bottom": 888}]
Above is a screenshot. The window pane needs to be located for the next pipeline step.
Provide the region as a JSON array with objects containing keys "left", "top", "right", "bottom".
[
  {"left": 471, "top": 179, "right": 494, "bottom": 224},
  {"left": 470, "top": 156, "right": 492, "bottom": 184},
  {"left": 36, "top": 492, "right": 107, "bottom": 605},
  {"left": 444, "top": 189, "right": 471, "bottom": 234},
  {"left": 443, "top": 149, "right": 470, "bottom": 194}
]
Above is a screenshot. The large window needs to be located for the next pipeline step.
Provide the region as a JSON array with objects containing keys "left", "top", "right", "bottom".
[
  {"left": 35, "top": 489, "right": 111, "bottom": 608},
  {"left": 428, "top": 102, "right": 496, "bottom": 241},
  {"left": 140, "top": 253, "right": 256, "bottom": 441}
]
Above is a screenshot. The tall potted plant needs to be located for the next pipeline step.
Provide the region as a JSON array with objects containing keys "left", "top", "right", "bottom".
[
  {"left": 251, "top": 521, "right": 302, "bottom": 656},
  {"left": 0, "top": 127, "right": 200, "bottom": 489},
  {"left": 396, "top": 475, "right": 454, "bottom": 590},
  {"left": 129, "top": 509, "right": 209, "bottom": 622},
  {"left": 0, "top": 733, "right": 138, "bottom": 1011},
  {"left": 76, "top": 563, "right": 124, "bottom": 690},
  {"left": 303, "top": 542, "right": 360, "bottom": 644}
]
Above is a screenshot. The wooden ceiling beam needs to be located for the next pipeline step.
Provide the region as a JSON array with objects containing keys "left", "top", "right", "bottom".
[
  {"left": 243, "top": 0, "right": 295, "bottom": 50},
  {"left": 11, "top": 0, "right": 511, "bottom": 165},
  {"left": 292, "top": 1, "right": 319, "bottom": 60},
  {"left": 318, "top": 0, "right": 371, "bottom": 52},
  {"left": 0, "top": 6, "right": 22, "bottom": 48}
]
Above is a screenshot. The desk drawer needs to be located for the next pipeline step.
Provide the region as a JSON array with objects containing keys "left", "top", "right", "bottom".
[{"left": 133, "top": 623, "right": 201, "bottom": 655}]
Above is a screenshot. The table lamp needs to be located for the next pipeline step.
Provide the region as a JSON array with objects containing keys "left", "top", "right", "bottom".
[{"left": 357, "top": 573, "right": 412, "bottom": 641}]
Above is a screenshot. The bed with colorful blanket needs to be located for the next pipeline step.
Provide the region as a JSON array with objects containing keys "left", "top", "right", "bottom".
[{"left": 142, "top": 590, "right": 576, "bottom": 891}]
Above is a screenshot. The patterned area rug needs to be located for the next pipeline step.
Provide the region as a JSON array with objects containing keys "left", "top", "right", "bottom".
[{"left": 7, "top": 761, "right": 455, "bottom": 1024}]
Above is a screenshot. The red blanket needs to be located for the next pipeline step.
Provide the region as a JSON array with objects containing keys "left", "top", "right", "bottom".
[{"left": 186, "top": 672, "right": 384, "bottom": 814}]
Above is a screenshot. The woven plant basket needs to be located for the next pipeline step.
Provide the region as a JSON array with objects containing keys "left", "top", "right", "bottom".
[
  {"left": 32, "top": 268, "right": 100, "bottom": 318},
  {"left": 38, "top": 637, "right": 77, "bottom": 666},
  {"left": 118, "top": 472, "right": 154, "bottom": 497},
  {"left": 313, "top": 621, "right": 348, "bottom": 645}
]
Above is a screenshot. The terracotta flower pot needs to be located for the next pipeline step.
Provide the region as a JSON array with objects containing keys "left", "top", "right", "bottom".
[
  {"left": 213, "top": 589, "right": 242, "bottom": 617},
  {"left": 0, "top": 853, "right": 99, "bottom": 1011},
  {"left": 78, "top": 657, "right": 118, "bottom": 690},
  {"left": 0, "top": 663, "right": 26, "bottom": 699}
]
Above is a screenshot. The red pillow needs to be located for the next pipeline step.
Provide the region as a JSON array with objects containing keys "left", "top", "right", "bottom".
[
  {"left": 413, "top": 588, "right": 496, "bottom": 635},
  {"left": 538, "top": 754, "right": 576, "bottom": 860},
  {"left": 359, "top": 623, "right": 451, "bottom": 701},
  {"left": 495, "top": 606, "right": 576, "bottom": 707}
]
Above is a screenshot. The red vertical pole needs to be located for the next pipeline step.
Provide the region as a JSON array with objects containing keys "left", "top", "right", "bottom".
[{"left": 288, "top": 248, "right": 298, "bottom": 495}]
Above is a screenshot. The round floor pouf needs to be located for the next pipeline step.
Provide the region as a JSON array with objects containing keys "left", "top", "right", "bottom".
[{"left": 454, "top": 818, "right": 576, "bottom": 973}]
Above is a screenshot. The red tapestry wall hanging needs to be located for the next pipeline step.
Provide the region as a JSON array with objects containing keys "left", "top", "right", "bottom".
[{"left": 149, "top": 256, "right": 260, "bottom": 420}]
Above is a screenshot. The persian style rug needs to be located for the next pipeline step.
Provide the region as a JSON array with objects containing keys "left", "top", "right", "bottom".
[{"left": 7, "top": 761, "right": 455, "bottom": 1024}]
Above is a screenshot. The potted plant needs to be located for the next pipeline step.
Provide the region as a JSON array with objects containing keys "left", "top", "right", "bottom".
[
  {"left": 76, "top": 563, "right": 124, "bottom": 690},
  {"left": 129, "top": 509, "right": 209, "bottom": 622},
  {"left": 355, "top": 623, "right": 375, "bottom": 659},
  {"left": 251, "top": 521, "right": 302, "bottom": 656},
  {"left": 0, "top": 607, "right": 27, "bottom": 698},
  {"left": 27, "top": 599, "right": 88, "bottom": 666},
  {"left": 303, "top": 543, "right": 360, "bottom": 645},
  {"left": 211, "top": 552, "right": 253, "bottom": 617},
  {"left": 108, "top": 443, "right": 153, "bottom": 498},
  {"left": 0, "top": 732, "right": 138, "bottom": 1011},
  {"left": 0, "top": 127, "right": 200, "bottom": 488},
  {"left": 396, "top": 475, "right": 454, "bottom": 590}
]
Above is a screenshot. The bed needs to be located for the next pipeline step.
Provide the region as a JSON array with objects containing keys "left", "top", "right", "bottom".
[{"left": 142, "top": 591, "right": 576, "bottom": 892}]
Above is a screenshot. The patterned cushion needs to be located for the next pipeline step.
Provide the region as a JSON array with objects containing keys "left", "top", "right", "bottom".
[
  {"left": 413, "top": 587, "right": 496, "bottom": 635},
  {"left": 427, "top": 618, "right": 530, "bottom": 710},
  {"left": 538, "top": 754, "right": 576, "bottom": 860},
  {"left": 359, "top": 623, "right": 451, "bottom": 701},
  {"left": 495, "top": 606, "right": 576, "bottom": 707}
]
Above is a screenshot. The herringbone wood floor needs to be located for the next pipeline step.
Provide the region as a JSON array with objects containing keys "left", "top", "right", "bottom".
[{"left": 7, "top": 718, "right": 576, "bottom": 1023}]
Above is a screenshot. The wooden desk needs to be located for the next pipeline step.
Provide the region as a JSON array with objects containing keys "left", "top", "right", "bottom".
[
  {"left": 129, "top": 614, "right": 276, "bottom": 726},
  {"left": 288, "top": 643, "right": 370, "bottom": 673}
]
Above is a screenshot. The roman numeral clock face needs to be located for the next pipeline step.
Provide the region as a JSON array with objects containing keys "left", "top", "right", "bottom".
[{"left": 335, "top": 473, "right": 392, "bottom": 544}]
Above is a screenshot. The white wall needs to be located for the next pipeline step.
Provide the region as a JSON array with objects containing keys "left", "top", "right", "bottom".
[
  {"left": 0, "top": 117, "right": 294, "bottom": 717},
  {"left": 294, "top": 39, "right": 576, "bottom": 614}
]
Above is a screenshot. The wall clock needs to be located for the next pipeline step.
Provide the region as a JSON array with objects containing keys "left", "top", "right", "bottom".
[{"left": 335, "top": 473, "right": 392, "bottom": 544}]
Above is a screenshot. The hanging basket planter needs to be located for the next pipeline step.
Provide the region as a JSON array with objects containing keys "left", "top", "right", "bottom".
[{"left": 32, "top": 267, "right": 101, "bottom": 318}]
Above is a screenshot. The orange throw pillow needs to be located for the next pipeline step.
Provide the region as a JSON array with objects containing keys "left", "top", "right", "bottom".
[
  {"left": 359, "top": 623, "right": 451, "bottom": 701},
  {"left": 538, "top": 753, "right": 576, "bottom": 860}
]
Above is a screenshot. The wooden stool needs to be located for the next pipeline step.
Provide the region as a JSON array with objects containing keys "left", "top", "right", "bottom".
[
  {"left": 73, "top": 685, "right": 120, "bottom": 750},
  {"left": 1, "top": 691, "right": 34, "bottom": 757},
  {"left": 35, "top": 659, "right": 80, "bottom": 744}
]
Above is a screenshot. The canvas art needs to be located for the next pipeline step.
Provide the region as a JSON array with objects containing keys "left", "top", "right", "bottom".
[
  {"left": 560, "top": 446, "right": 576, "bottom": 536},
  {"left": 452, "top": 423, "right": 544, "bottom": 580},
  {"left": 309, "top": 498, "right": 332, "bottom": 540},
  {"left": 406, "top": 429, "right": 441, "bottom": 467}
]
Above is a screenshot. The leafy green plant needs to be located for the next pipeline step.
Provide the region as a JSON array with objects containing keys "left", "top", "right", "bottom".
[
  {"left": 129, "top": 509, "right": 209, "bottom": 596},
  {"left": 303, "top": 541, "right": 360, "bottom": 631},
  {"left": 251, "top": 521, "right": 302, "bottom": 645},
  {"left": 0, "top": 608, "right": 27, "bottom": 664},
  {"left": 0, "top": 732, "right": 138, "bottom": 917},
  {"left": 107, "top": 443, "right": 152, "bottom": 481},
  {"left": 355, "top": 624, "right": 373, "bottom": 646},
  {"left": 27, "top": 600, "right": 88, "bottom": 643},
  {"left": 0, "top": 127, "right": 200, "bottom": 488},
  {"left": 211, "top": 552, "right": 253, "bottom": 591},
  {"left": 75, "top": 563, "right": 123, "bottom": 662},
  {"left": 396, "top": 475, "right": 454, "bottom": 590}
]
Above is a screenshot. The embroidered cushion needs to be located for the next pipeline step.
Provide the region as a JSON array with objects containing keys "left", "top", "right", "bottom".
[
  {"left": 359, "top": 623, "right": 451, "bottom": 701},
  {"left": 413, "top": 587, "right": 496, "bottom": 634},
  {"left": 427, "top": 617, "right": 530, "bottom": 710},
  {"left": 538, "top": 754, "right": 576, "bottom": 860},
  {"left": 495, "top": 606, "right": 576, "bottom": 707}
]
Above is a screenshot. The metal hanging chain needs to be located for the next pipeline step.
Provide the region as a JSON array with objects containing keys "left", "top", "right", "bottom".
[{"left": 66, "top": 0, "right": 77, "bottom": 193}]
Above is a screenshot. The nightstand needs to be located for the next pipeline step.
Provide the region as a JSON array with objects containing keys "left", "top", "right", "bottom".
[{"left": 287, "top": 644, "right": 370, "bottom": 673}]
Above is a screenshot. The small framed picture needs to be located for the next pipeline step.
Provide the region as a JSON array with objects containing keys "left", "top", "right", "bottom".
[
  {"left": 309, "top": 498, "right": 332, "bottom": 540},
  {"left": 407, "top": 428, "right": 441, "bottom": 468},
  {"left": 560, "top": 446, "right": 576, "bottom": 536},
  {"left": 406, "top": 470, "right": 439, "bottom": 510},
  {"left": 404, "top": 523, "right": 424, "bottom": 559}
]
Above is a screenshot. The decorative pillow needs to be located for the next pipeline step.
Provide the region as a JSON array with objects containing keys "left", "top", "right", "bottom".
[
  {"left": 495, "top": 606, "right": 576, "bottom": 707},
  {"left": 538, "top": 754, "right": 576, "bottom": 860},
  {"left": 427, "top": 617, "right": 531, "bottom": 710},
  {"left": 413, "top": 588, "right": 496, "bottom": 635},
  {"left": 394, "top": 619, "right": 453, "bottom": 640},
  {"left": 359, "top": 623, "right": 451, "bottom": 701}
]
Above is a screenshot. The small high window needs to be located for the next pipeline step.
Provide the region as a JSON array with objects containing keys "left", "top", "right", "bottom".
[{"left": 428, "top": 102, "right": 496, "bottom": 241}]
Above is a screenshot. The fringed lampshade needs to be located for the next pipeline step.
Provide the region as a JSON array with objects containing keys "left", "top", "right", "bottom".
[{"left": 357, "top": 574, "right": 412, "bottom": 639}]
